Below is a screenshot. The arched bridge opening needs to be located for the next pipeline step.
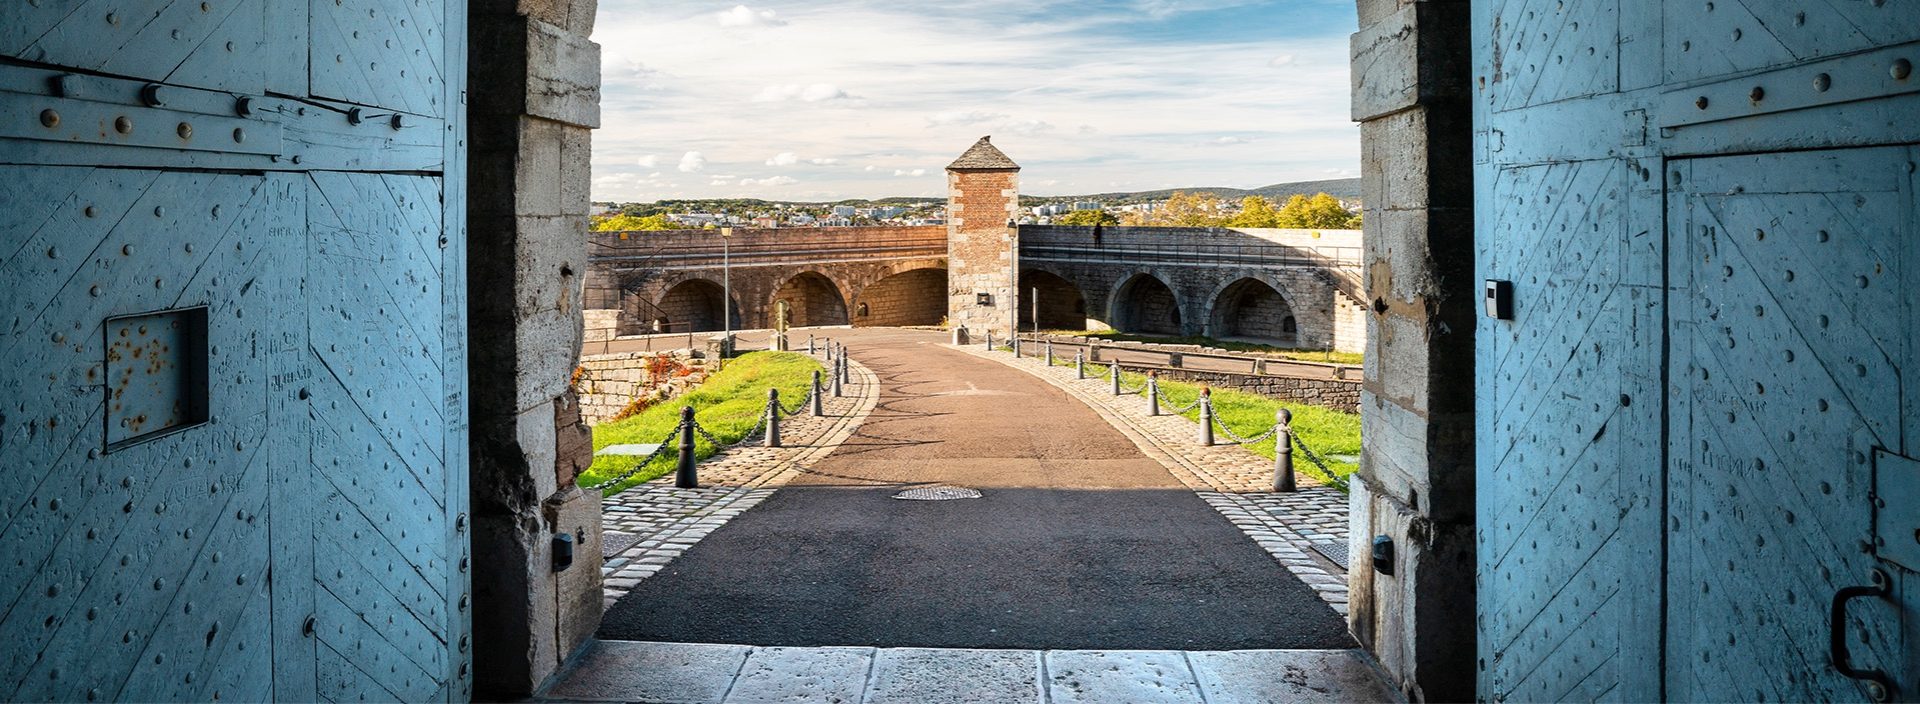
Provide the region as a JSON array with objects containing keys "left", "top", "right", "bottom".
[
  {"left": 773, "top": 272, "right": 849, "bottom": 327},
  {"left": 1210, "top": 277, "right": 1297, "bottom": 345},
  {"left": 655, "top": 278, "right": 741, "bottom": 333},
  {"left": 1018, "top": 269, "right": 1090, "bottom": 331},
  {"left": 1111, "top": 273, "right": 1182, "bottom": 335},
  {"left": 854, "top": 267, "right": 946, "bottom": 327}
]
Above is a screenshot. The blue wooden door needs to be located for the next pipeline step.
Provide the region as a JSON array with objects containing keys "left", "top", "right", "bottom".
[
  {"left": 1667, "top": 147, "right": 1915, "bottom": 702},
  {"left": 1474, "top": 0, "right": 1920, "bottom": 700},
  {"left": 0, "top": 1, "right": 470, "bottom": 701}
]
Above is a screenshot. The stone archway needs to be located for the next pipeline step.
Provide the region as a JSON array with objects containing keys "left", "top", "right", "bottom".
[
  {"left": 854, "top": 267, "right": 946, "bottom": 327},
  {"left": 1110, "top": 273, "right": 1182, "bottom": 335},
  {"left": 1209, "top": 277, "right": 1297, "bottom": 345},
  {"left": 656, "top": 278, "right": 741, "bottom": 332},
  {"left": 1018, "top": 269, "right": 1090, "bottom": 331},
  {"left": 772, "top": 272, "right": 850, "bottom": 327}
]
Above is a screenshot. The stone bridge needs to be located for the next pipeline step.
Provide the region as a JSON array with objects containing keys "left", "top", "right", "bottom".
[
  {"left": 584, "top": 224, "right": 1365, "bottom": 353},
  {"left": 583, "top": 225, "right": 952, "bottom": 336},
  {"left": 1016, "top": 226, "right": 1365, "bottom": 352}
]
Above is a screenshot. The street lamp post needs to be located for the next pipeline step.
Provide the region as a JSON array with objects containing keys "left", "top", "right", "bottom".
[{"left": 720, "top": 226, "right": 733, "bottom": 355}]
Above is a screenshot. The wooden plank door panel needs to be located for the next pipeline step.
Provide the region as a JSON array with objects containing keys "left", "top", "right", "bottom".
[
  {"left": 0, "top": 167, "right": 299, "bottom": 702},
  {"left": 1667, "top": 146, "right": 1912, "bottom": 702}
]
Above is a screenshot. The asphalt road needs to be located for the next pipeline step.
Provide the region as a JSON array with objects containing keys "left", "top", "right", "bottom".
[{"left": 598, "top": 327, "right": 1352, "bottom": 650}]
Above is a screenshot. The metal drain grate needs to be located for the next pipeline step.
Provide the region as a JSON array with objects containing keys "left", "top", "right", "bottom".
[
  {"left": 602, "top": 531, "right": 642, "bottom": 558},
  {"left": 1310, "top": 540, "right": 1351, "bottom": 570},
  {"left": 892, "top": 486, "right": 983, "bottom": 501}
]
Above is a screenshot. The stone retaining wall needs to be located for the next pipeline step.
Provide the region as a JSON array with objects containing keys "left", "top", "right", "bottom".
[
  {"left": 1149, "top": 367, "right": 1360, "bottom": 413},
  {"left": 573, "top": 350, "right": 705, "bottom": 425}
]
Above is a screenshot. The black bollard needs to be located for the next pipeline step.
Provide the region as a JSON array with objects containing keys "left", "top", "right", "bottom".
[
  {"left": 765, "top": 388, "right": 781, "bottom": 448},
  {"left": 675, "top": 406, "right": 698, "bottom": 488},
  {"left": 1076, "top": 351, "right": 1085, "bottom": 379},
  {"left": 1111, "top": 361, "right": 1122, "bottom": 395},
  {"left": 1273, "top": 408, "right": 1295, "bottom": 492},
  {"left": 839, "top": 351, "right": 850, "bottom": 384},
  {"left": 1147, "top": 372, "right": 1159, "bottom": 415},
  {"left": 832, "top": 358, "right": 844, "bottom": 397},
  {"left": 811, "top": 370, "right": 824, "bottom": 417},
  {"left": 1197, "top": 388, "right": 1214, "bottom": 446}
]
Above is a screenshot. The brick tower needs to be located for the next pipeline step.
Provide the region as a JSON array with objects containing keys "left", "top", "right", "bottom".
[{"left": 944, "top": 136, "right": 1021, "bottom": 341}]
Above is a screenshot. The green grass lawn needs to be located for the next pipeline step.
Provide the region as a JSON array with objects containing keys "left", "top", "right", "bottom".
[
  {"left": 1047, "top": 329, "right": 1365, "bottom": 366},
  {"left": 1058, "top": 356, "right": 1360, "bottom": 489},
  {"left": 579, "top": 351, "right": 823, "bottom": 495}
]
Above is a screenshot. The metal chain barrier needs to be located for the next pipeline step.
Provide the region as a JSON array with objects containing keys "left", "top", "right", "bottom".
[
  {"left": 780, "top": 385, "right": 816, "bottom": 415},
  {"left": 1161, "top": 395, "right": 1206, "bottom": 414},
  {"left": 1213, "top": 415, "right": 1280, "bottom": 446},
  {"left": 1289, "top": 433, "right": 1350, "bottom": 491},
  {"left": 692, "top": 420, "right": 727, "bottom": 447},
  {"left": 579, "top": 423, "right": 684, "bottom": 491}
]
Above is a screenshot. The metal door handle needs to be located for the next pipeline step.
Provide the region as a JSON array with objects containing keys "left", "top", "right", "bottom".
[{"left": 1830, "top": 568, "right": 1894, "bottom": 702}]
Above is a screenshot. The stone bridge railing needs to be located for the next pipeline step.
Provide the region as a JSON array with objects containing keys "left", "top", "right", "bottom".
[
  {"left": 1018, "top": 225, "right": 1366, "bottom": 304},
  {"left": 587, "top": 225, "right": 948, "bottom": 273}
]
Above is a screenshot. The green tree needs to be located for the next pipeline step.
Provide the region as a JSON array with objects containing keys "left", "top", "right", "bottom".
[
  {"left": 591, "top": 213, "right": 678, "bottom": 231},
  {"left": 1274, "top": 192, "right": 1356, "bottom": 229},
  {"left": 1142, "top": 191, "right": 1227, "bottom": 227},
  {"left": 1057, "top": 209, "right": 1119, "bottom": 226},
  {"left": 1225, "top": 196, "right": 1281, "bottom": 228}
]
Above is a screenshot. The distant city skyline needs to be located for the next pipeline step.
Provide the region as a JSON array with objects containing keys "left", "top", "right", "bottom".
[{"left": 591, "top": 0, "right": 1359, "bottom": 202}]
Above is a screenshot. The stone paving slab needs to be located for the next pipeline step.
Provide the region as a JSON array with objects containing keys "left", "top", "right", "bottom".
[
  {"left": 597, "top": 354, "right": 881, "bottom": 607},
  {"left": 956, "top": 343, "right": 1354, "bottom": 614},
  {"left": 862, "top": 648, "right": 1042, "bottom": 704},
  {"left": 542, "top": 641, "right": 1398, "bottom": 703},
  {"left": 1187, "top": 650, "right": 1402, "bottom": 703},
  {"left": 725, "top": 646, "right": 873, "bottom": 704},
  {"left": 1044, "top": 650, "right": 1206, "bottom": 704}
]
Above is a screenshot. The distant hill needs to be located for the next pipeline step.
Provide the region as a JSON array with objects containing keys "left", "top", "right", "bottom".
[{"left": 1030, "top": 178, "right": 1361, "bottom": 203}]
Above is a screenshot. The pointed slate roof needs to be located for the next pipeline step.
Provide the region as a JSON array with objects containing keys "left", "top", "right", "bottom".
[{"left": 945, "top": 136, "right": 1020, "bottom": 171}]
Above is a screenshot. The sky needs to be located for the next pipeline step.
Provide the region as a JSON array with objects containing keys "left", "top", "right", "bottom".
[{"left": 590, "top": 0, "right": 1360, "bottom": 203}]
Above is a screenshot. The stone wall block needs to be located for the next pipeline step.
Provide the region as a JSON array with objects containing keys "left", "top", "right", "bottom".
[
  {"left": 547, "top": 487, "right": 604, "bottom": 659},
  {"left": 525, "top": 19, "right": 601, "bottom": 129},
  {"left": 517, "top": 400, "right": 560, "bottom": 500},
  {"left": 513, "top": 214, "right": 587, "bottom": 410},
  {"left": 554, "top": 390, "right": 593, "bottom": 487},
  {"left": 1351, "top": 4, "right": 1420, "bottom": 122}
]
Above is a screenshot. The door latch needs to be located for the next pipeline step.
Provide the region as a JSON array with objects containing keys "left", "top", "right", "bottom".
[{"left": 1830, "top": 568, "right": 1894, "bottom": 702}]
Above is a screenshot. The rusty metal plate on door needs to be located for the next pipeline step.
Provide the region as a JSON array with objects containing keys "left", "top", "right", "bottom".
[{"left": 104, "top": 306, "right": 209, "bottom": 449}]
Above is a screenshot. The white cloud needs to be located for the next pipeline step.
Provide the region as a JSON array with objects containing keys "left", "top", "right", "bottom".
[
  {"left": 892, "top": 168, "right": 927, "bottom": 177},
  {"left": 927, "top": 110, "right": 1006, "bottom": 127},
  {"left": 1004, "top": 119, "right": 1054, "bottom": 136},
  {"left": 1211, "top": 136, "right": 1251, "bottom": 145},
  {"left": 587, "top": 0, "right": 1358, "bottom": 201},
  {"left": 766, "top": 152, "right": 800, "bottom": 166},
  {"left": 753, "top": 83, "right": 855, "bottom": 103},
  {"left": 740, "top": 176, "right": 798, "bottom": 186},
  {"left": 709, "top": 178, "right": 733, "bottom": 186},
  {"left": 717, "top": 5, "right": 783, "bottom": 27},
  {"left": 677, "top": 151, "right": 706, "bottom": 173}
]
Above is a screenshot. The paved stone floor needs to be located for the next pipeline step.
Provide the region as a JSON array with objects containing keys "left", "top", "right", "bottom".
[
  {"left": 542, "top": 640, "right": 1398, "bottom": 704},
  {"left": 959, "top": 343, "right": 1355, "bottom": 614},
  {"left": 598, "top": 351, "right": 881, "bottom": 608}
]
